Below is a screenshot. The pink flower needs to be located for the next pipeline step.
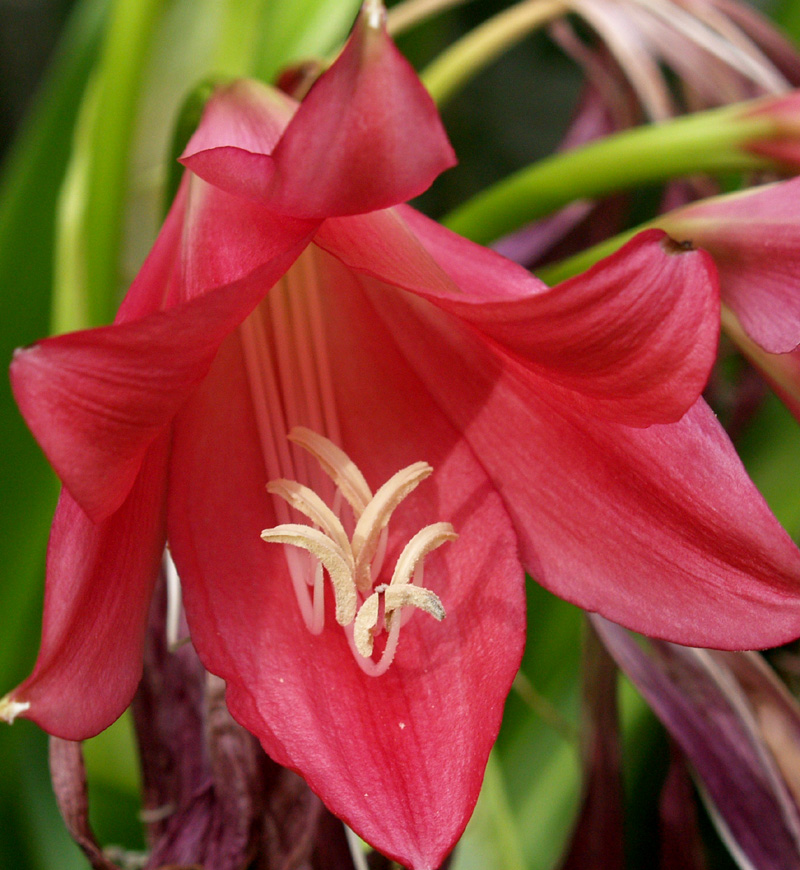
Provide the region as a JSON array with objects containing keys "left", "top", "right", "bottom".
[{"left": 4, "top": 6, "right": 800, "bottom": 867}]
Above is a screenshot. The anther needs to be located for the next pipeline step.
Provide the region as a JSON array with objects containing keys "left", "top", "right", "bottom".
[
  {"left": 353, "top": 522, "right": 454, "bottom": 660},
  {"left": 260, "top": 524, "right": 357, "bottom": 625},
  {"left": 267, "top": 478, "right": 352, "bottom": 555},
  {"left": 288, "top": 427, "right": 372, "bottom": 516},
  {"left": 351, "top": 462, "right": 432, "bottom": 591}
]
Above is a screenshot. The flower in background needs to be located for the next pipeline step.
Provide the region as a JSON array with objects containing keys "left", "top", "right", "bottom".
[
  {"left": 656, "top": 177, "right": 800, "bottom": 422},
  {"left": 554, "top": 0, "right": 800, "bottom": 122},
  {"left": 497, "top": 0, "right": 800, "bottom": 268},
  {"left": 5, "top": 2, "right": 800, "bottom": 867}
]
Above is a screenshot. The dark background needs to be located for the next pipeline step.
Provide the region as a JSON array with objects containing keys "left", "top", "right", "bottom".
[{"left": 0, "top": 0, "right": 76, "bottom": 159}]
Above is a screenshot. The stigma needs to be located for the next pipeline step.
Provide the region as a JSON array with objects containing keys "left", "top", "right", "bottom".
[{"left": 261, "top": 428, "right": 456, "bottom": 676}]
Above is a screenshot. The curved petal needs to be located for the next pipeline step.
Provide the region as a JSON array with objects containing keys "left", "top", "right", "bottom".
[
  {"left": 4, "top": 435, "right": 169, "bottom": 740},
  {"left": 368, "top": 284, "right": 800, "bottom": 650},
  {"left": 317, "top": 211, "right": 720, "bottom": 426},
  {"left": 168, "top": 250, "right": 524, "bottom": 869},
  {"left": 721, "top": 305, "right": 800, "bottom": 423},
  {"left": 11, "top": 185, "right": 316, "bottom": 523},
  {"left": 181, "top": 6, "right": 455, "bottom": 217},
  {"left": 659, "top": 179, "right": 800, "bottom": 353},
  {"left": 177, "top": 177, "right": 319, "bottom": 303},
  {"left": 179, "top": 80, "right": 295, "bottom": 204}
]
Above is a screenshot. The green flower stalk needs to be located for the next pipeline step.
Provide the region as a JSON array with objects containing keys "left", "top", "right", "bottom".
[
  {"left": 444, "top": 94, "right": 800, "bottom": 245},
  {"left": 419, "top": 0, "right": 569, "bottom": 105}
]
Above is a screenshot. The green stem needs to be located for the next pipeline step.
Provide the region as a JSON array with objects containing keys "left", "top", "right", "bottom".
[
  {"left": 443, "top": 104, "right": 774, "bottom": 245},
  {"left": 80, "top": 0, "right": 164, "bottom": 327},
  {"left": 420, "top": 0, "right": 568, "bottom": 106}
]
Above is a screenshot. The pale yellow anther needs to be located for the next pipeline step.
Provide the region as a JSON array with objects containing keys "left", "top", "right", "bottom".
[
  {"left": 391, "top": 522, "right": 458, "bottom": 588},
  {"left": 260, "top": 524, "right": 357, "bottom": 625},
  {"left": 354, "top": 584, "right": 445, "bottom": 658},
  {"left": 351, "top": 462, "right": 433, "bottom": 591},
  {"left": 385, "top": 585, "right": 445, "bottom": 621},
  {"left": 267, "top": 478, "right": 353, "bottom": 557},
  {"left": 0, "top": 694, "right": 30, "bottom": 725},
  {"left": 288, "top": 427, "right": 372, "bottom": 516}
]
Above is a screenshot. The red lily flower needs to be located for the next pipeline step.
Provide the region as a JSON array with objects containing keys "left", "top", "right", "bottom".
[{"left": 4, "top": 5, "right": 800, "bottom": 867}]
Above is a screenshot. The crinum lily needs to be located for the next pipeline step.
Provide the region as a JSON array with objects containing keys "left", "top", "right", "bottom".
[{"left": 3, "top": 3, "right": 800, "bottom": 868}]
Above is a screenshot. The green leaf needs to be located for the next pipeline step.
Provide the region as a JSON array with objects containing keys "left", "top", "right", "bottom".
[
  {"left": 452, "top": 752, "right": 527, "bottom": 870},
  {"left": 254, "top": 0, "right": 363, "bottom": 82},
  {"left": 0, "top": 0, "right": 106, "bottom": 690},
  {"left": 450, "top": 581, "right": 584, "bottom": 870},
  {"left": 66, "top": 0, "right": 166, "bottom": 328}
]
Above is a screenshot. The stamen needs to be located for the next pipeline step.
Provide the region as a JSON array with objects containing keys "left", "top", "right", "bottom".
[
  {"left": 267, "top": 478, "right": 352, "bottom": 556},
  {"left": 240, "top": 250, "right": 346, "bottom": 630},
  {"left": 353, "top": 523, "right": 454, "bottom": 661},
  {"left": 260, "top": 524, "right": 357, "bottom": 625},
  {"left": 303, "top": 268, "right": 342, "bottom": 446},
  {"left": 240, "top": 313, "right": 315, "bottom": 625},
  {"left": 270, "top": 282, "right": 315, "bottom": 491},
  {"left": 164, "top": 549, "right": 190, "bottom": 651},
  {"left": 311, "top": 560, "right": 325, "bottom": 634},
  {"left": 391, "top": 522, "right": 458, "bottom": 588},
  {"left": 260, "top": 430, "right": 454, "bottom": 674},
  {"left": 289, "top": 426, "right": 372, "bottom": 517},
  {"left": 353, "top": 593, "right": 381, "bottom": 657},
  {"left": 351, "top": 462, "right": 432, "bottom": 591},
  {"left": 354, "top": 585, "right": 445, "bottom": 658}
]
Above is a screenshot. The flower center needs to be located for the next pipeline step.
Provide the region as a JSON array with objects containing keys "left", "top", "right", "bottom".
[{"left": 260, "top": 428, "right": 456, "bottom": 676}]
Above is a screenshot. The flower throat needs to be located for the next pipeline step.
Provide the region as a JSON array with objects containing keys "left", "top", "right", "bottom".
[{"left": 239, "top": 250, "right": 454, "bottom": 676}]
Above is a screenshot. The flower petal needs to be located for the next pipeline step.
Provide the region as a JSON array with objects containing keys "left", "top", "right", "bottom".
[
  {"left": 179, "top": 80, "right": 295, "bottom": 204},
  {"left": 368, "top": 285, "right": 800, "bottom": 649},
  {"left": 659, "top": 179, "right": 800, "bottom": 353},
  {"left": 11, "top": 184, "right": 316, "bottom": 523},
  {"left": 4, "top": 436, "right": 169, "bottom": 740},
  {"left": 721, "top": 304, "right": 800, "bottom": 423},
  {"left": 181, "top": 7, "right": 455, "bottom": 217},
  {"left": 317, "top": 210, "right": 720, "bottom": 426},
  {"left": 741, "top": 91, "right": 800, "bottom": 171},
  {"left": 167, "top": 255, "right": 524, "bottom": 869}
]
